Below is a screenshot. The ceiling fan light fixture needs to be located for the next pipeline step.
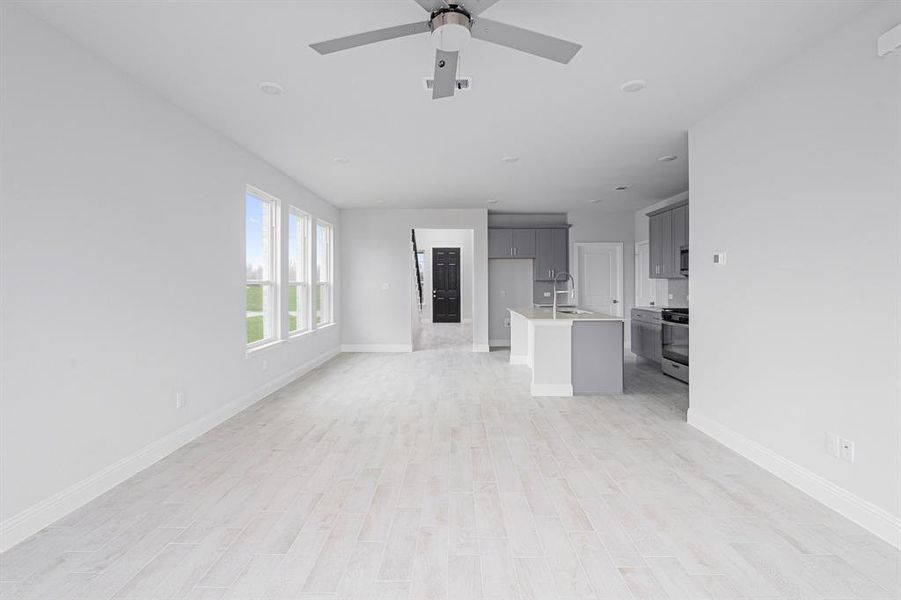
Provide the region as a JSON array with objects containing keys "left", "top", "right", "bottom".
[{"left": 430, "top": 10, "right": 472, "bottom": 52}]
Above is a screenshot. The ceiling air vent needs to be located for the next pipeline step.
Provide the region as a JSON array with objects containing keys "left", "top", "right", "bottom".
[{"left": 424, "top": 77, "right": 472, "bottom": 92}]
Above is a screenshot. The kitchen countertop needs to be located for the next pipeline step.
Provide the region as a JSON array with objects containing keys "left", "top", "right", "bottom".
[
  {"left": 508, "top": 307, "right": 624, "bottom": 322},
  {"left": 633, "top": 306, "right": 664, "bottom": 312}
]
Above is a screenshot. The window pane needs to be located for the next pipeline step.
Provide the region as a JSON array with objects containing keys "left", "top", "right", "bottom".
[
  {"left": 246, "top": 193, "right": 271, "bottom": 281},
  {"left": 246, "top": 284, "right": 274, "bottom": 344},
  {"left": 288, "top": 211, "right": 307, "bottom": 283},
  {"left": 289, "top": 283, "right": 308, "bottom": 333},
  {"left": 316, "top": 283, "right": 331, "bottom": 326},
  {"left": 316, "top": 222, "right": 330, "bottom": 284}
]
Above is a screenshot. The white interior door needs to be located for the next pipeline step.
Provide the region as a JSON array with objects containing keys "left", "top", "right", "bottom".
[
  {"left": 575, "top": 243, "right": 623, "bottom": 317},
  {"left": 635, "top": 241, "right": 657, "bottom": 307}
]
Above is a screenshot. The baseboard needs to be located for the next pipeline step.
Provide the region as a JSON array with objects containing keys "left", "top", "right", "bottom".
[
  {"left": 530, "top": 383, "right": 573, "bottom": 397},
  {"left": 472, "top": 344, "right": 490, "bottom": 353},
  {"left": 687, "top": 409, "right": 901, "bottom": 550},
  {"left": 340, "top": 344, "right": 413, "bottom": 353},
  {"left": 489, "top": 339, "right": 511, "bottom": 347},
  {"left": 510, "top": 354, "right": 529, "bottom": 365},
  {"left": 0, "top": 347, "right": 341, "bottom": 553}
]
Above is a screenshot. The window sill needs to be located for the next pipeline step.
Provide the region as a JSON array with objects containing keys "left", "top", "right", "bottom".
[
  {"left": 246, "top": 338, "right": 283, "bottom": 356},
  {"left": 314, "top": 322, "right": 337, "bottom": 332}
]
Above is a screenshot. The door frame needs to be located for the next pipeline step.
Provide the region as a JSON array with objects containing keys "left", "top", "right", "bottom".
[
  {"left": 573, "top": 242, "right": 624, "bottom": 317},
  {"left": 634, "top": 240, "right": 658, "bottom": 308}
]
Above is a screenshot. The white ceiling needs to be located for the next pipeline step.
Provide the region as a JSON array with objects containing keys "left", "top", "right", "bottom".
[{"left": 21, "top": 0, "right": 871, "bottom": 213}]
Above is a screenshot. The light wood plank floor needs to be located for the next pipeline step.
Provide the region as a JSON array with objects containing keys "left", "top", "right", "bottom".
[{"left": 2, "top": 328, "right": 899, "bottom": 599}]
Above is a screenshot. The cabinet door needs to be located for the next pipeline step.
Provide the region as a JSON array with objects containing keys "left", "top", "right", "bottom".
[
  {"left": 549, "top": 229, "right": 568, "bottom": 278},
  {"left": 512, "top": 229, "right": 536, "bottom": 258},
  {"left": 488, "top": 229, "right": 513, "bottom": 258},
  {"left": 631, "top": 321, "right": 643, "bottom": 356},
  {"left": 658, "top": 210, "right": 673, "bottom": 278},
  {"left": 534, "top": 229, "right": 555, "bottom": 280},
  {"left": 671, "top": 205, "right": 687, "bottom": 278},
  {"left": 648, "top": 214, "right": 663, "bottom": 279}
]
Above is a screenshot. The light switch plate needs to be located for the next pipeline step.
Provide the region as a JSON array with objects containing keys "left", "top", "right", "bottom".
[
  {"left": 825, "top": 432, "right": 839, "bottom": 457},
  {"left": 839, "top": 437, "right": 855, "bottom": 463},
  {"left": 713, "top": 252, "right": 727, "bottom": 265}
]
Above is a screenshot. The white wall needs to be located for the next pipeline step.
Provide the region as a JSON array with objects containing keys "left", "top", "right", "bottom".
[
  {"left": 341, "top": 209, "right": 489, "bottom": 352},
  {"left": 634, "top": 191, "right": 690, "bottom": 307},
  {"left": 567, "top": 209, "right": 635, "bottom": 343},
  {"left": 689, "top": 2, "right": 901, "bottom": 545},
  {"left": 414, "top": 229, "right": 474, "bottom": 322},
  {"left": 0, "top": 5, "right": 340, "bottom": 549}
]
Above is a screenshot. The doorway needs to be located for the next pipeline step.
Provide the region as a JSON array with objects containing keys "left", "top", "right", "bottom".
[
  {"left": 575, "top": 242, "right": 624, "bottom": 316},
  {"left": 411, "top": 228, "right": 475, "bottom": 351},
  {"left": 432, "top": 247, "right": 461, "bottom": 323}
]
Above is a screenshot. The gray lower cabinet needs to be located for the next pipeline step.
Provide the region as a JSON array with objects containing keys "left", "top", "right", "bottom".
[
  {"left": 534, "top": 228, "right": 568, "bottom": 281},
  {"left": 631, "top": 309, "right": 661, "bottom": 363}
]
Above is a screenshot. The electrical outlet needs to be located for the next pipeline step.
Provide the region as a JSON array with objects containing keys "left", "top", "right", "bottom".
[
  {"left": 825, "top": 432, "right": 839, "bottom": 457},
  {"left": 668, "top": 293, "right": 674, "bottom": 300},
  {"left": 504, "top": 316, "right": 511, "bottom": 328},
  {"left": 839, "top": 437, "right": 855, "bottom": 463},
  {"left": 175, "top": 391, "right": 185, "bottom": 410},
  {"left": 543, "top": 292, "right": 551, "bottom": 297}
]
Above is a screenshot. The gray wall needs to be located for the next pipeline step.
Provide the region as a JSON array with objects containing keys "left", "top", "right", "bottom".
[
  {"left": 488, "top": 259, "right": 534, "bottom": 345},
  {"left": 689, "top": 2, "right": 901, "bottom": 528}
]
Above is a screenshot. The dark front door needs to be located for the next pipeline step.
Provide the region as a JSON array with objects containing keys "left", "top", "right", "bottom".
[{"left": 432, "top": 247, "right": 461, "bottom": 323}]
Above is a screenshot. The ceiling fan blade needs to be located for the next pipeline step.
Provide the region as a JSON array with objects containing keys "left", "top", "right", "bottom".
[
  {"left": 413, "top": 0, "right": 448, "bottom": 12},
  {"left": 432, "top": 49, "right": 459, "bottom": 99},
  {"left": 457, "top": 0, "right": 501, "bottom": 16},
  {"left": 310, "top": 21, "right": 430, "bottom": 55},
  {"left": 471, "top": 18, "right": 581, "bottom": 64}
]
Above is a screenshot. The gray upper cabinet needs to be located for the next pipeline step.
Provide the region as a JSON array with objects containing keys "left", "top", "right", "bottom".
[
  {"left": 648, "top": 201, "right": 688, "bottom": 279},
  {"left": 488, "top": 228, "right": 537, "bottom": 258},
  {"left": 534, "top": 228, "right": 568, "bottom": 281},
  {"left": 512, "top": 229, "right": 536, "bottom": 258},
  {"left": 488, "top": 229, "right": 514, "bottom": 258},
  {"left": 671, "top": 204, "right": 688, "bottom": 278}
]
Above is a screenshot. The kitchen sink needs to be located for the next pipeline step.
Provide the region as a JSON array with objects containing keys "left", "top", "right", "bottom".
[{"left": 556, "top": 308, "right": 592, "bottom": 315}]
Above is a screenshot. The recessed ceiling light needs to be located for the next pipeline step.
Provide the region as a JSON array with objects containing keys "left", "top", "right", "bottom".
[
  {"left": 614, "top": 185, "right": 629, "bottom": 191},
  {"left": 620, "top": 79, "right": 646, "bottom": 93},
  {"left": 258, "top": 81, "right": 283, "bottom": 96},
  {"left": 332, "top": 156, "right": 350, "bottom": 164},
  {"left": 501, "top": 156, "right": 519, "bottom": 163},
  {"left": 590, "top": 199, "right": 603, "bottom": 203},
  {"left": 657, "top": 155, "right": 678, "bottom": 162},
  {"left": 375, "top": 200, "right": 385, "bottom": 205},
  {"left": 487, "top": 200, "right": 499, "bottom": 205}
]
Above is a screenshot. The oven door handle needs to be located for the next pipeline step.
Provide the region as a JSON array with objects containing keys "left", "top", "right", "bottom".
[{"left": 662, "top": 321, "right": 689, "bottom": 328}]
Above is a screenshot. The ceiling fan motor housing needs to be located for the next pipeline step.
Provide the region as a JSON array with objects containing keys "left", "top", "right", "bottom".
[{"left": 430, "top": 6, "right": 473, "bottom": 52}]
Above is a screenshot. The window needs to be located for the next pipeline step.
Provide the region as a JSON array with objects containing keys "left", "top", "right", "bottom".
[
  {"left": 245, "top": 188, "right": 278, "bottom": 347},
  {"left": 315, "top": 220, "right": 334, "bottom": 326},
  {"left": 288, "top": 208, "right": 311, "bottom": 334}
]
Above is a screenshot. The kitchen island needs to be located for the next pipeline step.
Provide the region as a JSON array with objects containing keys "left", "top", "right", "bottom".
[{"left": 508, "top": 307, "right": 624, "bottom": 396}]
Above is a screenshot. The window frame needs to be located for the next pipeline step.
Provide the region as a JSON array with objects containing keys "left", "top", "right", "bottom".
[
  {"left": 315, "top": 219, "right": 335, "bottom": 327},
  {"left": 287, "top": 206, "right": 312, "bottom": 337},
  {"left": 245, "top": 186, "right": 280, "bottom": 351}
]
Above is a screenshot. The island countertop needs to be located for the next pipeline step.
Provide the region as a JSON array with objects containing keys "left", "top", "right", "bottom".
[{"left": 508, "top": 306, "right": 625, "bottom": 322}]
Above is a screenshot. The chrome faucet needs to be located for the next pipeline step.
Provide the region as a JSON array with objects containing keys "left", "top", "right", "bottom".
[{"left": 552, "top": 272, "right": 576, "bottom": 318}]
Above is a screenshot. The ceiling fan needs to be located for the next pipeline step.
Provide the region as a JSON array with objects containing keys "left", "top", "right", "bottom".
[{"left": 310, "top": 0, "right": 582, "bottom": 100}]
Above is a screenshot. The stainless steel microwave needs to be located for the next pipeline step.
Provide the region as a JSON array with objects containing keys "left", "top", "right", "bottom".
[{"left": 679, "top": 246, "right": 689, "bottom": 276}]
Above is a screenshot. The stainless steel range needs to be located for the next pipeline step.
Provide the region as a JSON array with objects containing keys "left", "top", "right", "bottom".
[{"left": 661, "top": 308, "right": 688, "bottom": 383}]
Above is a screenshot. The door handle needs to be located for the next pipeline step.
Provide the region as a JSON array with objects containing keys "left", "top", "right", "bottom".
[{"left": 612, "top": 299, "right": 619, "bottom": 304}]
